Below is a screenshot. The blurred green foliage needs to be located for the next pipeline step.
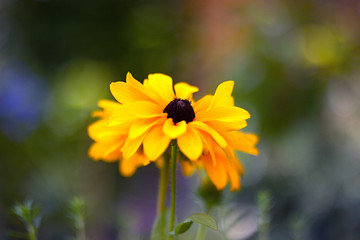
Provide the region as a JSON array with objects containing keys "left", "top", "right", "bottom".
[{"left": 11, "top": 201, "right": 40, "bottom": 240}]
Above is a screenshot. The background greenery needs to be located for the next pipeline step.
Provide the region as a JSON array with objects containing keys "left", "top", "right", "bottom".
[{"left": 1, "top": 0, "right": 360, "bottom": 239}]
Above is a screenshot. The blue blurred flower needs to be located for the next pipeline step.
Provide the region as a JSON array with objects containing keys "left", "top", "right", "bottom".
[{"left": 0, "top": 63, "right": 49, "bottom": 141}]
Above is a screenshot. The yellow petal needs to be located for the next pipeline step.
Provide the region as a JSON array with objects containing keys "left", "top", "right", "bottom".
[
  {"left": 103, "top": 141, "right": 125, "bottom": 160},
  {"left": 108, "top": 104, "right": 135, "bottom": 126},
  {"left": 128, "top": 101, "right": 164, "bottom": 118},
  {"left": 208, "top": 81, "right": 235, "bottom": 109},
  {"left": 143, "top": 125, "right": 171, "bottom": 161},
  {"left": 174, "top": 82, "right": 199, "bottom": 100},
  {"left": 177, "top": 127, "right": 203, "bottom": 161},
  {"left": 234, "top": 157, "right": 245, "bottom": 176},
  {"left": 221, "top": 155, "right": 240, "bottom": 191},
  {"left": 122, "top": 134, "right": 146, "bottom": 160},
  {"left": 128, "top": 117, "right": 165, "bottom": 139},
  {"left": 110, "top": 81, "right": 152, "bottom": 104},
  {"left": 215, "top": 146, "right": 241, "bottom": 191},
  {"left": 193, "top": 95, "right": 213, "bottom": 113},
  {"left": 88, "top": 142, "right": 121, "bottom": 162},
  {"left": 199, "top": 132, "right": 216, "bottom": 165},
  {"left": 88, "top": 119, "right": 109, "bottom": 140},
  {"left": 88, "top": 119, "right": 129, "bottom": 141},
  {"left": 147, "top": 73, "right": 175, "bottom": 104},
  {"left": 91, "top": 100, "right": 123, "bottom": 118},
  {"left": 98, "top": 99, "right": 122, "bottom": 110},
  {"left": 125, "top": 72, "right": 142, "bottom": 87},
  {"left": 109, "top": 101, "right": 164, "bottom": 126},
  {"left": 225, "top": 131, "right": 259, "bottom": 155},
  {"left": 119, "top": 152, "right": 146, "bottom": 177},
  {"left": 180, "top": 160, "right": 196, "bottom": 176},
  {"left": 119, "top": 158, "right": 137, "bottom": 177},
  {"left": 196, "top": 106, "right": 250, "bottom": 122},
  {"left": 202, "top": 153, "right": 227, "bottom": 190},
  {"left": 162, "top": 118, "right": 187, "bottom": 138},
  {"left": 88, "top": 143, "right": 106, "bottom": 160},
  {"left": 126, "top": 72, "right": 162, "bottom": 105},
  {"left": 189, "top": 121, "right": 227, "bottom": 148},
  {"left": 91, "top": 110, "right": 104, "bottom": 118},
  {"left": 206, "top": 119, "right": 247, "bottom": 132},
  {"left": 110, "top": 73, "right": 157, "bottom": 104}
]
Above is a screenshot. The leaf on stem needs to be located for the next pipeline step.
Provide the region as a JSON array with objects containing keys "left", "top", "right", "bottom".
[
  {"left": 171, "top": 213, "right": 218, "bottom": 236},
  {"left": 171, "top": 219, "right": 193, "bottom": 235}
]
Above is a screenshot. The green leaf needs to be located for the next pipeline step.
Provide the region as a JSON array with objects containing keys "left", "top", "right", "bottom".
[
  {"left": 172, "top": 219, "right": 193, "bottom": 235},
  {"left": 151, "top": 208, "right": 170, "bottom": 240},
  {"left": 189, "top": 213, "right": 218, "bottom": 231},
  {"left": 171, "top": 213, "right": 218, "bottom": 237}
]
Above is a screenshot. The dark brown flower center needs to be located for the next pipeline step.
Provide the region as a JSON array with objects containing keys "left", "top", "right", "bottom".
[{"left": 163, "top": 98, "right": 195, "bottom": 124}]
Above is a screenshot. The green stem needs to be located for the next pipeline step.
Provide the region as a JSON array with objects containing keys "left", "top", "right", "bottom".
[
  {"left": 195, "top": 224, "right": 207, "bottom": 240},
  {"left": 168, "top": 140, "right": 178, "bottom": 240},
  {"left": 28, "top": 225, "right": 37, "bottom": 240},
  {"left": 157, "top": 156, "right": 169, "bottom": 216},
  {"left": 76, "top": 221, "right": 86, "bottom": 240}
]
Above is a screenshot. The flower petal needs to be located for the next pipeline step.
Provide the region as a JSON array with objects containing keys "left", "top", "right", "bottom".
[
  {"left": 88, "top": 141, "right": 122, "bottom": 162},
  {"left": 88, "top": 119, "right": 129, "bottom": 141},
  {"left": 193, "top": 95, "right": 213, "bottom": 113},
  {"left": 189, "top": 121, "right": 227, "bottom": 148},
  {"left": 199, "top": 132, "right": 217, "bottom": 165},
  {"left": 92, "top": 100, "right": 122, "bottom": 118},
  {"left": 119, "top": 158, "right": 137, "bottom": 177},
  {"left": 122, "top": 134, "right": 146, "bottom": 160},
  {"left": 128, "top": 101, "right": 164, "bottom": 118},
  {"left": 110, "top": 80, "right": 152, "bottom": 104},
  {"left": 98, "top": 99, "right": 122, "bottom": 112},
  {"left": 126, "top": 72, "right": 164, "bottom": 105},
  {"left": 221, "top": 155, "right": 240, "bottom": 191},
  {"left": 143, "top": 125, "right": 171, "bottom": 161},
  {"left": 177, "top": 127, "right": 203, "bottom": 161},
  {"left": 125, "top": 72, "right": 144, "bottom": 89},
  {"left": 147, "top": 73, "right": 175, "bottom": 104},
  {"left": 225, "top": 131, "right": 259, "bottom": 155},
  {"left": 128, "top": 117, "right": 165, "bottom": 139},
  {"left": 208, "top": 81, "right": 235, "bottom": 109},
  {"left": 196, "top": 106, "right": 250, "bottom": 122},
  {"left": 119, "top": 152, "right": 147, "bottom": 177},
  {"left": 234, "top": 156, "right": 245, "bottom": 176},
  {"left": 109, "top": 101, "right": 164, "bottom": 126},
  {"left": 174, "top": 82, "right": 199, "bottom": 100},
  {"left": 225, "top": 148, "right": 245, "bottom": 176},
  {"left": 206, "top": 119, "right": 247, "bottom": 132},
  {"left": 107, "top": 104, "right": 135, "bottom": 126},
  {"left": 202, "top": 153, "right": 227, "bottom": 190},
  {"left": 180, "top": 160, "right": 196, "bottom": 176},
  {"left": 162, "top": 119, "right": 187, "bottom": 138}
]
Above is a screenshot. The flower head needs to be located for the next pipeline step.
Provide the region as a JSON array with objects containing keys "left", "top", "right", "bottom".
[{"left": 88, "top": 72, "right": 258, "bottom": 190}]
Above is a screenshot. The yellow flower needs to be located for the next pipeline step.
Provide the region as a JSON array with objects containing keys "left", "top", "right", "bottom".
[{"left": 88, "top": 72, "right": 258, "bottom": 190}]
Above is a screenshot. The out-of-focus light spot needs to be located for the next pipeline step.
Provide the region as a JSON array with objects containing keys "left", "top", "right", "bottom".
[
  {"left": 299, "top": 25, "right": 344, "bottom": 66},
  {"left": 326, "top": 80, "right": 359, "bottom": 118},
  {"left": 220, "top": 205, "right": 258, "bottom": 240},
  {"left": 46, "top": 59, "right": 114, "bottom": 136},
  {"left": 54, "top": 60, "right": 112, "bottom": 108},
  {"left": 0, "top": 63, "right": 49, "bottom": 141}
]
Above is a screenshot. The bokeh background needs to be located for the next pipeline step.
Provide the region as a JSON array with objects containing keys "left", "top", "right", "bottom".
[{"left": 1, "top": 0, "right": 360, "bottom": 239}]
